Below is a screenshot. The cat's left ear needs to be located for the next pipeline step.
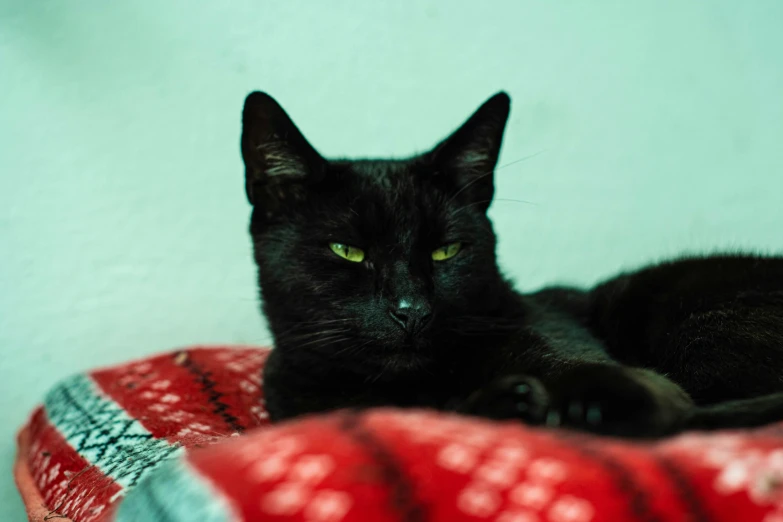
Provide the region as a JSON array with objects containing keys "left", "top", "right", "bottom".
[
  {"left": 426, "top": 92, "right": 510, "bottom": 211},
  {"left": 241, "top": 92, "right": 326, "bottom": 208}
]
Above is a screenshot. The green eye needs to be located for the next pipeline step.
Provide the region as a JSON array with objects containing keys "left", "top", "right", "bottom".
[
  {"left": 329, "top": 242, "right": 365, "bottom": 263},
  {"left": 432, "top": 242, "right": 462, "bottom": 261}
]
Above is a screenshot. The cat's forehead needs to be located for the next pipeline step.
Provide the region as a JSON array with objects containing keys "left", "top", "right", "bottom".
[
  {"left": 337, "top": 160, "right": 430, "bottom": 211},
  {"left": 329, "top": 159, "right": 445, "bottom": 244},
  {"left": 344, "top": 159, "right": 422, "bottom": 191}
]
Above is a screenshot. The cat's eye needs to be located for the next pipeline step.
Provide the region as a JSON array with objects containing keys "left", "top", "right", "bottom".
[
  {"left": 329, "top": 242, "right": 365, "bottom": 263},
  {"left": 432, "top": 242, "right": 462, "bottom": 261}
]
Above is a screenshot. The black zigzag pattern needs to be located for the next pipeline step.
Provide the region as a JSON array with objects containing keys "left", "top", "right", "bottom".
[
  {"left": 45, "top": 374, "right": 182, "bottom": 489},
  {"left": 178, "top": 353, "right": 245, "bottom": 433}
]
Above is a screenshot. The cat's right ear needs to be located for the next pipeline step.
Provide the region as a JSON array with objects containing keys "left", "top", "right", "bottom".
[
  {"left": 241, "top": 92, "right": 326, "bottom": 208},
  {"left": 425, "top": 92, "right": 510, "bottom": 212}
]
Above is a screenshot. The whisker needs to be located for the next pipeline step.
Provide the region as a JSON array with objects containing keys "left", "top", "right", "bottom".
[
  {"left": 494, "top": 197, "right": 538, "bottom": 206},
  {"left": 445, "top": 171, "right": 493, "bottom": 206},
  {"left": 495, "top": 150, "right": 546, "bottom": 171},
  {"left": 294, "top": 335, "right": 352, "bottom": 350},
  {"left": 444, "top": 150, "right": 545, "bottom": 208},
  {"left": 448, "top": 197, "right": 538, "bottom": 220},
  {"left": 277, "top": 329, "right": 352, "bottom": 344},
  {"left": 332, "top": 338, "right": 373, "bottom": 357}
]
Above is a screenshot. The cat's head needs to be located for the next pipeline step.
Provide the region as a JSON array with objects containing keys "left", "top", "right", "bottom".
[{"left": 241, "top": 92, "right": 513, "bottom": 373}]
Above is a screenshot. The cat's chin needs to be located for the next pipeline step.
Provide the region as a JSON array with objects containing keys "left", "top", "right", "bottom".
[{"left": 379, "top": 351, "right": 433, "bottom": 374}]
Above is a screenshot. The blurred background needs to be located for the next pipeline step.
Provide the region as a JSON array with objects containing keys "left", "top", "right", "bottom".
[{"left": 1, "top": 1, "right": 782, "bottom": 518}]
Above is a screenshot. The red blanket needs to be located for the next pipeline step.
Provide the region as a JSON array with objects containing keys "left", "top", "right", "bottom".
[{"left": 13, "top": 346, "right": 783, "bottom": 522}]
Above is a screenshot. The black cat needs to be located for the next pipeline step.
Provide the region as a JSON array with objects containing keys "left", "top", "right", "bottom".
[{"left": 241, "top": 90, "right": 783, "bottom": 438}]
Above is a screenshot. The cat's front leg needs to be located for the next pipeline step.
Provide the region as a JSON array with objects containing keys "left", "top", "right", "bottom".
[
  {"left": 461, "top": 365, "right": 694, "bottom": 438},
  {"left": 547, "top": 365, "right": 694, "bottom": 437}
]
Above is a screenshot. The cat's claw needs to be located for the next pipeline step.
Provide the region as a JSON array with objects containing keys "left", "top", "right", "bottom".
[
  {"left": 586, "top": 403, "right": 603, "bottom": 426},
  {"left": 545, "top": 409, "right": 561, "bottom": 427},
  {"left": 556, "top": 399, "right": 606, "bottom": 430}
]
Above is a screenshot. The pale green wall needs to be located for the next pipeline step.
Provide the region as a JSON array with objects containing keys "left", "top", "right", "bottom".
[{"left": 1, "top": 1, "right": 782, "bottom": 518}]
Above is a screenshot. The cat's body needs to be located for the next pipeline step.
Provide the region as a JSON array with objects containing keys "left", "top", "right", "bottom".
[{"left": 242, "top": 91, "right": 783, "bottom": 437}]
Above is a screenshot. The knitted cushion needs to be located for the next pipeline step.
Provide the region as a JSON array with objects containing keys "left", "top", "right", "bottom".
[{"left": 14, "top": 346, "right": 783, "bottom": 522}]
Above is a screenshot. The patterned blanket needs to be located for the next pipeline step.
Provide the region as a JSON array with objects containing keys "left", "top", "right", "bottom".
[{"left": 13, "top": 346, "right": 783, "bottom": 522}]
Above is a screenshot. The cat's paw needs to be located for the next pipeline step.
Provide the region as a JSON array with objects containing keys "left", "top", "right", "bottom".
[
  {"left": 546, "top": 365, "right": 693, "bottom": 438},
  {"left": 462, "top": 366, "right": 693, "bottom": 438},
  {"left": 460, "top": 375, "right": 551, "bottom": 424}
]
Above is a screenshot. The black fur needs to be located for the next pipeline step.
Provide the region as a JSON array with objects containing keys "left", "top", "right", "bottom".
[{"left": 241, "top": 91, "right": 783, "bottom": 438}]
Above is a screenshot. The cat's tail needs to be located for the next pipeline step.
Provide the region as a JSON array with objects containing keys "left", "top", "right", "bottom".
[{"left": 684, "top": 392, "right": 783, "bottom": 431}]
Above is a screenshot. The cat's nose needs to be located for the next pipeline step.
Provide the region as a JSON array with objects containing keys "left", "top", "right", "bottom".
[{"left": 388, "top": 299, "right": 432, "bottom": 334}]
